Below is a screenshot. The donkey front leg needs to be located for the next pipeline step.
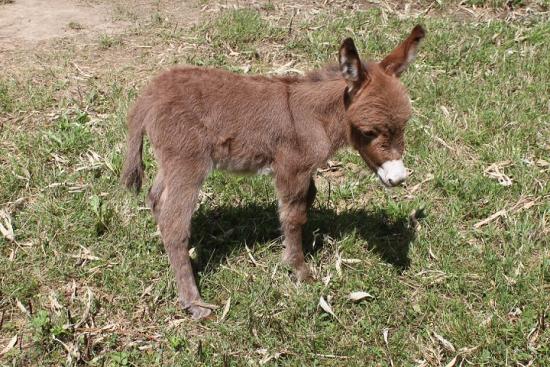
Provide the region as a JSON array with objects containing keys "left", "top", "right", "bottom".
[
  {"left": 158, "top": 164, "right": 211, "bottom": 320},
  {"left": 276, "top": 173, "right": 314, "bottom": 282}
]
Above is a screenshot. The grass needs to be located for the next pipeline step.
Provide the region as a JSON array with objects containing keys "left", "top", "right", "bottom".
[
  {"left": 68, "top": 22, "right": 84, "bottom": 31},
  {"left": 99, "top": 34, "right": 122, "bottom": 49},
  {"left": 204, "top": 8, "right": 283, "bottom": 48},
  {"left": 0, "top": 1, "right": 549, "bottom": 366}
]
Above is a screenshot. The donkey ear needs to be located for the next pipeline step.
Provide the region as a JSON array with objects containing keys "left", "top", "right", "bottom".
[
  {"left": 380, "top": 25, "right": 425, "bottom": 77},
  {"left": 339, "top": 38, "right": 366, "bottom": 94}
]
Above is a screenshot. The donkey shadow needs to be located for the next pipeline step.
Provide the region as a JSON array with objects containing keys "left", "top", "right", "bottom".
[{"left": 190, "top": 202, "right": 416, "bottom": 274}]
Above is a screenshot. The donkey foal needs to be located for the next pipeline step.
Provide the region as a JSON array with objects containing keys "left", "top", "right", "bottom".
[{"left": 121, "top": 26, "right": 425, "bottom": 319}]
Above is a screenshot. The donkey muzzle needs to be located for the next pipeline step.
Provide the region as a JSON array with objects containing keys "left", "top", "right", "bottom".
[{"left": 377, "top": 160, "right": 407, "bottom": 187}]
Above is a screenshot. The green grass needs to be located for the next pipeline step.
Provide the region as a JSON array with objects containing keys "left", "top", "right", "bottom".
[
  {"left": 99, "top": 34, "right": 122, "bottom": 49},
  {"left": 1, "top": 2, "right": 549, "bottom": 366},
  {"left": 203, "top": 8, "right": 283, "bottom": 49}
]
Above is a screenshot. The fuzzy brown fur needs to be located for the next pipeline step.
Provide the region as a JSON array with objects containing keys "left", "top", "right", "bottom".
[{"left": 121, "top": 25, "right": 425, "bottom": 319}]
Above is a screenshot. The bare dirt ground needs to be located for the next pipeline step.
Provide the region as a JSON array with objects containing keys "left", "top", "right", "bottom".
[
  {"left": 0, "top": 0, "right": 127, "bottom": 50},
  {"left": 0, "top": 0, "right": 204, "bottom": 51}
]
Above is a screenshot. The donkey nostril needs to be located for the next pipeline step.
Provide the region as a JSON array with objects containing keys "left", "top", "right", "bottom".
[{"left": 388, "top": 178, "right": 394, "bottom": 185}]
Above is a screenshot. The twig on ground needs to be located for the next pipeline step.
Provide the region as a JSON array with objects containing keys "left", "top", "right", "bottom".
[{"left": 474, "top": 197, "right": 538, "bottom": 228}]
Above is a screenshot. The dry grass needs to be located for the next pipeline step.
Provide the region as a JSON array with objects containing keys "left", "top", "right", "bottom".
[{"left": 1, "top": 1, "right": 549, "bottom": 366}]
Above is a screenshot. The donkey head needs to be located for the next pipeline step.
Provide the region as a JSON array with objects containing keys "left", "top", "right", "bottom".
[{"left": 339, "top": 25, "right": 425, "bottom": 187}]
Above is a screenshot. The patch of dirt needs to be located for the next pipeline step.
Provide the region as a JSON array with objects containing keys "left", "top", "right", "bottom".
[{"left": 0, "top": 0, "right": 126, "bottom": 50}]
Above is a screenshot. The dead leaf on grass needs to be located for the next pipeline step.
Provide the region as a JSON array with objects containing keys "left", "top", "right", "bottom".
[
  {"left": 458, "top": 346, "right": 479, "bottom": 356},
  {"left": 53, "top": 336, "right": 81, "bottom": 364},
  {"left": 189, "top": 247, "right": 197, "bottom": 259},
  {"left": 335, "top": 253, "right": 342, "bottom": 276},
  {"left": 383, "top": 328, "right": 389, "bottom": 345},
  {"left": 0, "top": 210, "right": 15, "bottom": 242},
  {"left": 218, "top": 297, "right": 231, "bottom": 323},
  {"left": 0, "top": 335, "right": 18, "bottom": 357},
  {"left": 484, "top": 161, "right": 513, "bottom": 186},
  {"left": 140, "top": 283, "right": 154, "bottom": 298},
  {"left": 428, "top": 247, "right": 438, "bottom": 260},
  {"left": 49, "top": 291, "right": 64, "bottom": 314},
  {"left": 319, "top": 296, "right": 338, "bottom": 321},
  {"left": 341, "top": 258, "right": 361, "bottom": 264},
  {"left": 69, "top": 245, "right": 101, "bottom": 262},
  {"left": 322, "top": 274, "right": 332, "bottom": 286},
  {"left": 445, "top": 355, "right": 458, "bottom": 367},
  {"left": 258, "top": 349, "right": 288, "bottom": 365},
  {"left": 433, "top": 332, "right": 456, "bottom": 353},
  {"left": 348, "top": 291, "right": 375, "bottom": 302},
  {"left": 15, "top": 299, "right": 30, "bottom": 317}
]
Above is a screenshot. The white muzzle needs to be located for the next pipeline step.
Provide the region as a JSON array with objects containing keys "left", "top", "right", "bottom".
[{"left": 377, "top": 160, "right": 407, "bottom": 187}]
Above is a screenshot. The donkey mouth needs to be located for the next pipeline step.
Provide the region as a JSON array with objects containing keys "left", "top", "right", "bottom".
[{"left": 376, "top": 160, "right": 407, "bottom": 187}]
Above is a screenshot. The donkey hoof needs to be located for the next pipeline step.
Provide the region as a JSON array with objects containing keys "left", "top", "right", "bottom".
[
  {"left": 189, "top": 305, "right": 212, "bottom": 320},
  {"left": 295, "top": 266, "right": 314, "bottom": 283}
]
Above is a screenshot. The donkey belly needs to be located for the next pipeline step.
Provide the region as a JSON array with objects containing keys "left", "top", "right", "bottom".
[
  {"left": 209, "top": 126, "right": 276, "bottom": 176},
  {"left": 213, "top": 158, "right": 273, "bottom": 176}
]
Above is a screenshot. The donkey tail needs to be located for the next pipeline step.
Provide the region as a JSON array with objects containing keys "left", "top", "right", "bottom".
[{"left": 121, "top": 103, "right": 146, "bottom": 193}]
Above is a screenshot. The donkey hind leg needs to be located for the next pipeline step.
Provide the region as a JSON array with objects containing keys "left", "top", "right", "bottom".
[
  {"left": 276, "top": 173, "right": 314, "bottom": 282},
  {"left": 147, "top": 170, "right": 165, "bottom": 222},
  {"left": 157, "top": 162, "right": 211, "bottom": 320}
]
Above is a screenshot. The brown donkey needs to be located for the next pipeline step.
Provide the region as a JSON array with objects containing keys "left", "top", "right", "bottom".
[{"left": 122, "top": 25, "right": 425, "bottom": 319}]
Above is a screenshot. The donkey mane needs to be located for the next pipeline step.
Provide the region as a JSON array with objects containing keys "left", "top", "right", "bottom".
[
  {"left": 273, "top": 62, "right": 380, "bottom": 86},
  {"left": 245, "top": 64, "right": 345, "bottom": 85}
]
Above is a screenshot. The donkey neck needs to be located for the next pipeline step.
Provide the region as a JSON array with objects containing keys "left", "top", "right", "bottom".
[{"left": 288, "top": 77, "right": 349, "bottom": 155}]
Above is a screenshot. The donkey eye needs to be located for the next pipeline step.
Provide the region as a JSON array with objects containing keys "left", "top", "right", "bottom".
[{"left": 361, "top": 130, "right": 378, "bottom": 141}]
